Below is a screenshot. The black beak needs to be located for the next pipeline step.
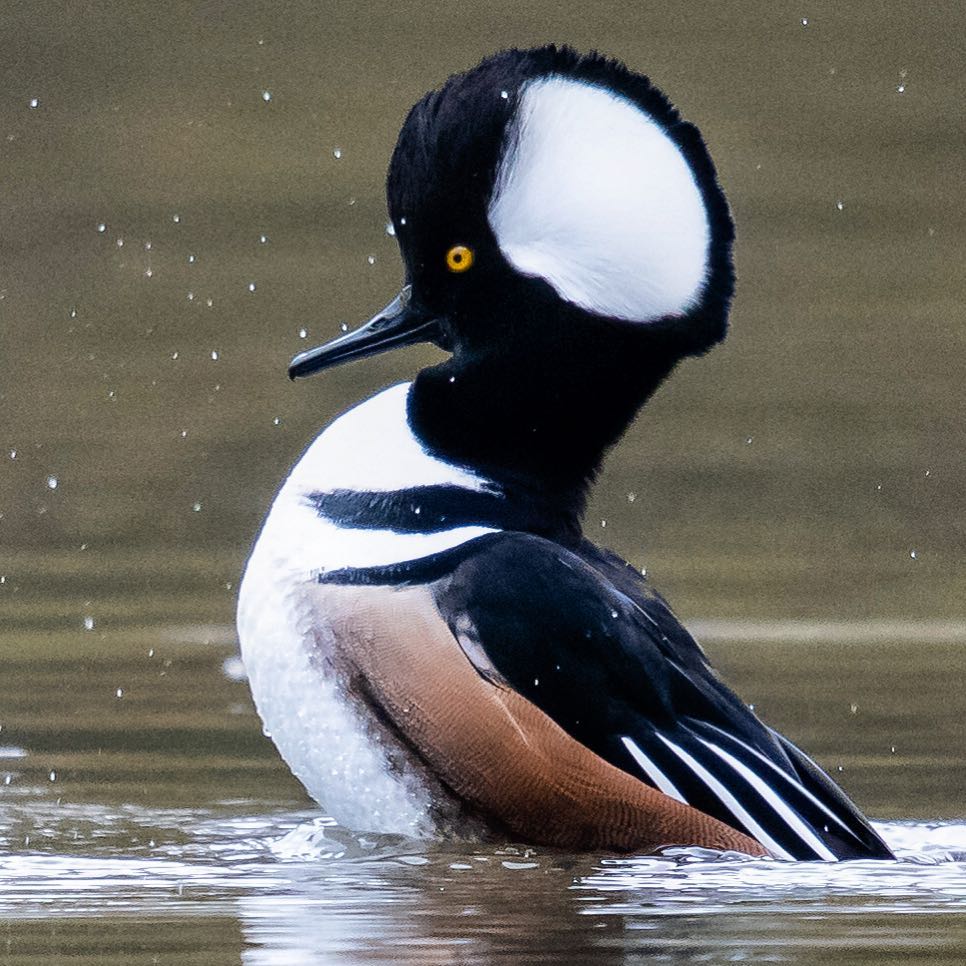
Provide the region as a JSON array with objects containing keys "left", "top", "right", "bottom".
[{"left": 289, "top": 286, "right": 440, "bottom": 379}]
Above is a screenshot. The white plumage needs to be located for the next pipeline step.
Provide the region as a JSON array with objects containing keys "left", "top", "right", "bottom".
[
  {"left": 236, "top": 384, "right": 501, "bottom": 833},
  {"left": 488, "top": 76, "right": 710, "bottom": 323}
]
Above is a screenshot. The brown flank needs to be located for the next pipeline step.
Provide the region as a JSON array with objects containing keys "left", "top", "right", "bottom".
[{"left": 306, "top": 582, "right": 769, "bottom": 857}]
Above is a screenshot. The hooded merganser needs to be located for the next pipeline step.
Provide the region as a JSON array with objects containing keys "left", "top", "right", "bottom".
[{"left": 237, "top": 46, "right": 893, "bottom": 860}]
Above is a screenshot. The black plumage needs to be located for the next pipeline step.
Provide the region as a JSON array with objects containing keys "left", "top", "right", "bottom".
[{"left": 277, "top": 45, "right": 895, "bottom": 859}]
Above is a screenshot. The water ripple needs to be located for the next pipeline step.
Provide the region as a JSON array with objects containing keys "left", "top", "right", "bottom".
[{"left": 1, "top": 802, "right": 964, "bottom": 925}]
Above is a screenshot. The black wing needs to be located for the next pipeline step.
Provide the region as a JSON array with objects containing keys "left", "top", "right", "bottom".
[{"left": 433, "top": 532, "right": 893, "bottom": 860}]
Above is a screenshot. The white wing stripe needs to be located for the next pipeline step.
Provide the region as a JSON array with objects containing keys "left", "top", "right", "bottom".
[
  {"left": 702, "top": 723, "right": 855, "bottom": 837},
  {"left": 656, "top": 734, "right": 796, "bottom": 860},
  {"left": 621, "top": 736, "right": 687, "bottom": 803},
  {"left": 699, "top": 738, "right": 839, "bottom": 862}
]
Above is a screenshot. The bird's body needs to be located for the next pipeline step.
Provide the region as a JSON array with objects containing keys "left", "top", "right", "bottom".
[{"left": 237, "top": 46, "right": 893, "bottom": 860}]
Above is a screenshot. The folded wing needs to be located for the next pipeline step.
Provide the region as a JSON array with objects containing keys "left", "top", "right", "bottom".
[{"left": 434, "top": 532, "right": 893, "bottom": 860}]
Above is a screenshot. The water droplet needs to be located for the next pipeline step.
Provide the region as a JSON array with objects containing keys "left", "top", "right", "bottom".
[
  {"left": 385, "top": 222, "right": 396, "bottom": 237},
  {"left": 399, "top": 216, "right": 407, "bottom": 226},
  {"left": 835, "top": 200, "right": 844, "bottom": 211},
  {"left": 448, "top": 375, "right": 456, "bottom": 383},
  {"left": 116, "top": 238, "right": 124, "bottom": 248},
  {"left": 533, "top": 678, "right": 539, "bottom": 687},
  {"left": 896, "top": 83, "right": 905, "bottom": 94},
  {"left": 144, "top": 268, "right": 153, "bottom": 278},
  {"left": 148, "top": 648, "right": 155, "bottom": 658},
  {"left": 46, "top": 475, "right": 58, "bottom": 490},
  {"left": 627, "top": 492, "right": 636, "bottom": 503},
  {"left": 850, "top": 702, "right": 858, "bottom": 714},
  {"left": 261, "top": 90, "right": 272, "bottom": 102},
  {"left": 96, "top": 223, "right": 106, "bottom": 233},
  {"left": 173, "top": 213, "right": 181, "bottom": 224},
  {"left": 745, "top": 436, "right": 754, "bottom": 444},
  {"left": 272, "top": 416, "right": 281, "bottom": 426},
  {"left": 29, "top": 97, "right": 39, "bottom": 109},
  {"left": 205, "top": 298, "right": 213, "bottom": 308},
  {"left": 367, "top": 255, "right": 376, "bottom": 265},
  {"left": 500, "top": 90, "right": 509, "bottom": 99},
  {"left": 210, "top": 350, "right": 219, "bottom": 361},
  {"left": 924, "top": 469, "right": 931, "bottom": 477},
  {"left": 9, "top": 450, "right": 16, "bottom": 460},
  {"left": 339, "top": 322, "right": 349, "bottom": 333},
  {"left": 259, "top": 234, "right": 268, "bottom": 244},
  {"left": 333, "top": 147, "right": 342, "bottom": 159},
  {"left": 83, "top": 616, "right": 95, "bottom": 631},
  {"left": 144, "top": 241, "right": 152, "bottom": 251},
  {"left": 801, "top": 17, "right": 808, "bottom": 26},
  {"left": 187, "top": 254, "right": 196, "bottom": 264},
  {"left": 890, "top": 745, "right": 896, "bottom": 753},
  {"left": 49, "top": 771, "right": 56, "bottom": 782},
  {"left": 247, "top": 282, "right": 256, "bottom": 293},
  {"left": 171, "top": 351, "right": 179, "bottom": 360},
  {"left": 115, "top": 688, "right": 123, "bottom": 698},
  {"left": 909, "top": 549, "right": 917, "bottom": 559},
  {"left": 186, "top": 292, "right": 195, "bottom": 301},
  {"left": 192, "top": 502, "right": 202, "bottom": 512},
  {"left": 640, "top": 567, "right": 647, "bottom": 578},
  {"left": 600, "top": 519, "right": 607, "bottom": 529},
  {"left": 298, "top": 327, "right": 307, "bottom": 339},
  {"left": 610, "top": 609, "right": 619, "bottom": 619}
]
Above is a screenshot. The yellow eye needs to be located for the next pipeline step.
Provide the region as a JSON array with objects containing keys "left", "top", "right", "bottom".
[{"left": 445, "top": 244, "right": 475, "bottom": 273}]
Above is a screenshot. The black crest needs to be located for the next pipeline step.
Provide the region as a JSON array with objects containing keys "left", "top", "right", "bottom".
[{"left": 387, "top": 45, "right": 734, "bottom": 353}]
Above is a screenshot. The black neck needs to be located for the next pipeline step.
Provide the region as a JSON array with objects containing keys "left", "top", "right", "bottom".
[{"left": 408, "top": 323, "right": 682, "bottom": 533}]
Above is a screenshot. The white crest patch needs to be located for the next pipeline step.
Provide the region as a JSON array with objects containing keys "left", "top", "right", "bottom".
[{"left": 488, "top": 76, "right": 710, "bottom": 322}]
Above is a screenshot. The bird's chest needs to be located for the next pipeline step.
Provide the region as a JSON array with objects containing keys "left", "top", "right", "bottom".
[
  {"left": 236, "top": 527, "right": 442, "bottom": 835},
  {"left": 235, "top": 382, "right": 502, "bottom": 836}
]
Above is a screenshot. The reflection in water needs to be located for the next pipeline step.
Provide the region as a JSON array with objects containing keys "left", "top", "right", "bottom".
[
  {"left": 2, "top": 801, "right": 965, "bottom": 963},
  {"left": 239, "top": 822, "right": 966, "bottom": 964}
]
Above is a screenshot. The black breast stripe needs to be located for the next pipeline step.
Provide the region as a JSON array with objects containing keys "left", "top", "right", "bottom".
[
  {"left": 306, "top": 484, "right": 581, "bottom": 540},
  {"left": 315, "top": 535, "right": 504, "bottom": 586},
  {"left": 307, "top": 485, "right": 508, "bottom": 533}
]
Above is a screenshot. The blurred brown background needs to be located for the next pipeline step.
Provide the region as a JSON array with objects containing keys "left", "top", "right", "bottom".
[{"left": 1, "top": 1, "right": 963, "bottom": 634}]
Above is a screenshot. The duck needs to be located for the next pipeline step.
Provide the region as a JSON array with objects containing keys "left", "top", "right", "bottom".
[{"left": 237, "top": 45, "right": 893, "bottom": 861}]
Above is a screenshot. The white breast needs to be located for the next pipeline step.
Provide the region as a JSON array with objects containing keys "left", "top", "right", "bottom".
[{"left": 236, "top": 382, "right": 500, "bottom": 835}]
